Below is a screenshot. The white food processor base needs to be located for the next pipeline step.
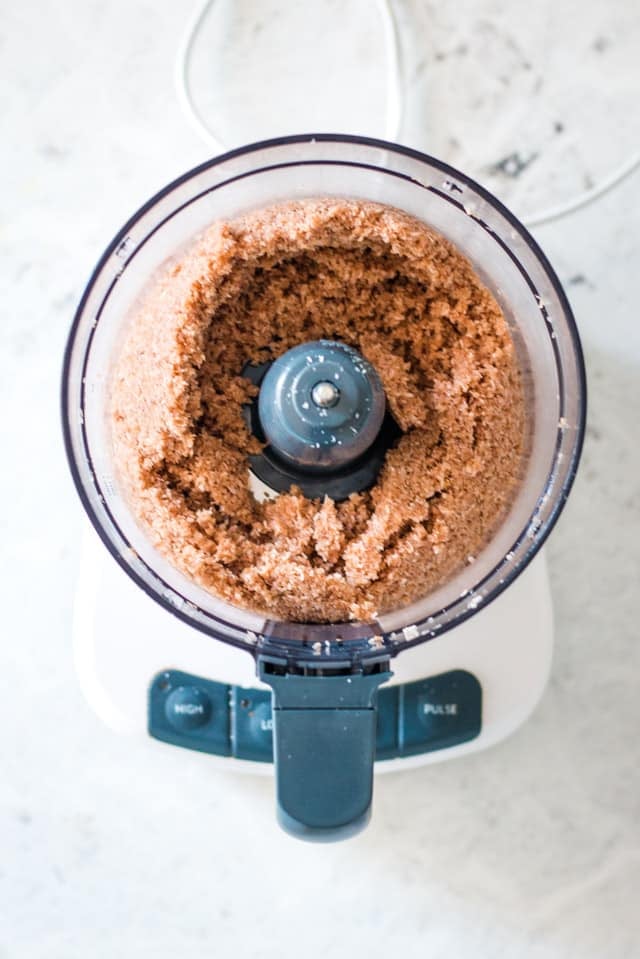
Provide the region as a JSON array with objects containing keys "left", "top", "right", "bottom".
[{"left": 73, "top": 525, "right": 553, "bottom": 773}]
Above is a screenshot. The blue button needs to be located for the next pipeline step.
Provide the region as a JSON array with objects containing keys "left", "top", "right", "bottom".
[
  {"left": 400, "top": 670, "right": 481, "bottom": 756},
  {"left": 165, "top": 685, "right": 212, "bottom": 731},
  {"left": 248, "top": 702, "right": 274, "bottom": 740},
  {"left": 149, "top": 671, "right": 231, "bottom": 756},
  {"left": 231, "top": 687, "right": 273, "bottom": 762}
]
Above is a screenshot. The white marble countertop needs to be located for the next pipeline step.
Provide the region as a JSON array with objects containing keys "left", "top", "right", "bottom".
[{"left": 2, "top": 1, "right": 639, "bottom": 957}]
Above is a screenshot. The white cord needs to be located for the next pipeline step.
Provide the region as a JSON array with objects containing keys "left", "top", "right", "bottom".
[
  {"left": 175, "top": 0, "right": 404, "bottom": 153},
  {"left": 175, "top": 0, "right": 639, "bottom": 226},
  {"left": 377, "top": 0, "right": 403, "bottom": 141},
  {"left": 174, "top": 0, "right": 226, "bottom": 154}
]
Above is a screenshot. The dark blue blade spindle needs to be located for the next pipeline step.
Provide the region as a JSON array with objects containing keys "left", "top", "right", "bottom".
[{"left": 257, "top": 339, "right": 386, "bottom": 473}]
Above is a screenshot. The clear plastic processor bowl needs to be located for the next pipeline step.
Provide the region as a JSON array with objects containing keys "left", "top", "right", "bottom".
[{"left": 62, "top": 134, "right": 585, "bottom": 664}]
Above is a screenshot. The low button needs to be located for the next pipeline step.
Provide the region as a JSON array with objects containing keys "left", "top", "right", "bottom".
[
  {"left": 248, "top": 701, "right": 274, "bottom": 740},
  {"left": 231, "top": 687, "right": 274, "bottom": 762},
  {"left": 165, "top": 686, "right": 212, "bottom": 731}
]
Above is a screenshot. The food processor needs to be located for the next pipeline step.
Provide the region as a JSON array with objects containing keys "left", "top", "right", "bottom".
[{"left": 62, "top": 135, "right": 586, "bottom": 841}]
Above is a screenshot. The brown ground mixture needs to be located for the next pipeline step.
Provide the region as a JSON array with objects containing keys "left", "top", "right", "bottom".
[{"left": 110, "top": 198, "right": 524, "bottom": 623}]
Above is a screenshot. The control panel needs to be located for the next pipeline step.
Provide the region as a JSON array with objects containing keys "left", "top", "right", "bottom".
[{"left": 149, "top": 669, "right": 482, "bottom": 762}]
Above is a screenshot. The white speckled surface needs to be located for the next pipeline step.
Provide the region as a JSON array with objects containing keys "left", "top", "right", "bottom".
[{"left": 2, "top": 2, "right": 640, "bottom": 957}]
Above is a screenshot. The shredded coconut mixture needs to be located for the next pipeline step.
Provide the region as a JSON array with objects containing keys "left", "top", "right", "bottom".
[{"left": 110, "top": 198, "right": 525, "bottom": 622}]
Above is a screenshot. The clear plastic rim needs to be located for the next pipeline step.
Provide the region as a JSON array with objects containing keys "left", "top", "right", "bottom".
[{"left": 61, "top": 133, "right": 587, "bottom": 664}]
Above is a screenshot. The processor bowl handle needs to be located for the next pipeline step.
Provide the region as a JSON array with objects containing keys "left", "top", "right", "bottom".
[{"left": 259, "top": 659, "right": 392, "bottom": 842}]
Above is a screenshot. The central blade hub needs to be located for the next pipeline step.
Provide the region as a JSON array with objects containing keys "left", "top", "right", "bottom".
[
  {"left": 257, "top": 340, "right": 386, "bottom": 473},
  {"left": 242, "top": 340, "right": 401, "bottom": 500}
]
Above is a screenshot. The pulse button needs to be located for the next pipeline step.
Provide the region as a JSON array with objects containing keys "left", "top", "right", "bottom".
[
  {"left": 400, "top": 670, "right": 482, "bottom": 755},
  {"left": 165, "top": 685, "right": 212, "bottom": 731}
]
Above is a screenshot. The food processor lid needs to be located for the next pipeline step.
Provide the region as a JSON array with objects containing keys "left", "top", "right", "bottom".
[
  {"left": 61, "top": 135, "right": 586, "bottom": 669},
  {"left": 180, "top": 0, "right": 640, "bottom": 227}
]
